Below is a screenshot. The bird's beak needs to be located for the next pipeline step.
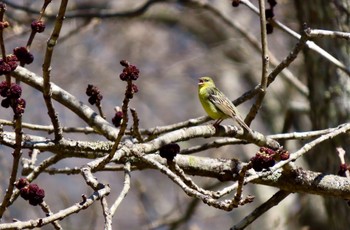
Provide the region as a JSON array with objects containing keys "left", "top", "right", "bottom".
[{"left": 198, "top": 79, "right": 204, "bottom": 85}]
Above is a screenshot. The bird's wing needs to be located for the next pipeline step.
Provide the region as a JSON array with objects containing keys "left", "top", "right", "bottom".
[
  {"left": 208, "top": 87, "right": 252, "bottom": 132},
  {"left": 207, "top": 87, "right": 238, "bottom": 117}
]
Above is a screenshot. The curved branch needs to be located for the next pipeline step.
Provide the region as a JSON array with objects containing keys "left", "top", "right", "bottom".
[
  {"left": 11, "top": 66, "right": 118, "bottom": 140},
  {"left": 3, "top": 0, "right": 168, "bottom": 19}
]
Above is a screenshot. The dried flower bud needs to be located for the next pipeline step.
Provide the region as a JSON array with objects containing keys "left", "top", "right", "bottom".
[
  {"left": 266, "top": 23, "right": 273, "bottom": 34},
  {"left": 112, "top": 110, "right": 123, "bottom": 127},
  {"left": 9, "top": 84, "right": 22, "bottom": 98},
  {"left": 6, "top": 54, "right": 18, "bottom": 71},
  {"left": 1, "top": 98, "right": 10, "bottom": 108},
  {"left": 265, "top": 9, "right": 274, "bottom": 19},
  {"left": 15, "top": 178, "right": 30, "bottom": 189},
  {"left": 131, "top": 84, "right": 138, "bottom": 94},
  {"left": 13, "top": 47, "right": 34, "bottom": 65},
  {"left": 268, "top": 0, "right": 277, "bottom": 7},
  {"left": 20, "top": 186, "right": 31, "bottom": 200},
  {"left": 0, "top": 60, "right": 11, "bottom": 75},
  {"left": 120, "top": 60, "right": 129, "bottom": 67},
  {"left": 250, "top": 147, "right": 276, "bottom": 171},
  {"left": 86, "top": 84, "right": 103, "bottom": 105},
  {"left": 279, "top": 149, "right": 290, "bottom": 160},
  {"left": 14, "top": 98, "right": 26, "bottom": 117},
  {"left": 159, "top": 143, "right": 180, "bottom": 161},
  {"left": 0, "top": 81, "right": 9, "bottom": 97},
  {"left": 29, "top": 187, "right": 45, "bottom": 206},
  {"left": 31, "top": 20, "right": 46, "bottom": 33},
  {"left": 231, "top": 0, "right": 240, "bottom": 7},
  {"left": 19, "top": 183, "right": 45, "bottom": 205},
  {"left": 119, "top": 60, "right": 140, "bottom": 81}
]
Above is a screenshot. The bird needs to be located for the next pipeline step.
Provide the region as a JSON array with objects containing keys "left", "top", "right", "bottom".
[{"left": 198, "top": 76, "right": 252, "bottom": 133}]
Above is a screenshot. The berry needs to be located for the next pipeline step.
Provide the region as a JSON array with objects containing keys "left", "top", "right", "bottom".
[
  {"left": 10, "top": 84, "right": 22, "bottom": 98},
  {"left": 159, "top": 143, "right": 180, "bottom": 161},
  {"left": 20, "top": 186, "right": 31, "bottom": 200},
  {"left": 119, "top": 60, "right": 140, "bottom": 81},
  {"left": 266, "top": 23, "right": 273, "bottom": 34},
  {"left": 131, "top": 84, "right": 138, "bottom": 94},
  {"left": 232, "top": 0, "right": 240, "bottom": 7},
  {"left": 0, "top": 81, "right": 9, "bottom": 97},
  {"left": 112, "top": 111, "right": 123, "bottom": 127},
  {"left": 0, "top": 60, "right": 11, "bottom": 75},
  {"left": 6, "top": 54, "right": 18, "bottom": 71},
  {"left": 13, "top": 47, "right": 34, "bottom": 65},
  {"left": 15, "top": 178, "right": 30, "bottom": 189},
  {"left": 265, "top": 9, "right": 274, "bottom": 19},
  {"left": 31, "top": 20, "right": 45, "bottom": 33},
  {"left": 14, "top": 98, "right": 26, "bottom": 117},
  {"left": 86, "top": 84, "right": 103, "bottom": 105},
  {"left": 1, "top": 98, "right": 10, "bottom": 108},
  {"left": 268, "top": 0, "right": 277, "bottom": 7}
]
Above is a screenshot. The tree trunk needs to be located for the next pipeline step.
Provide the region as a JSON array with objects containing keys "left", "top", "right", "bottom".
[{"left": 294, "top": 0, "right": 350, "bottom": 229}]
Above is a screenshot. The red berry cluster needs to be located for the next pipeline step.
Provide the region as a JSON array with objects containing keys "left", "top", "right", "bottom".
[
  {"left": 250, "top": 147, "right": 289, "bottom": 172},
  {"left": 119, "top": 60, "right": 140, "bottom": 99},
  {"left": 15, "top": 178, "right": 45, "bottom": 206},
  {"left": 31, "top": 20, "right": 45, "bottom": 33},
  {"left": 0, "top": 81, "right": 26, "bottom": 117},
  {"left": 13, "top": 47, "right": 34, "bottom": 65},
  {"left": 0, "top": 54, "right": 18, "bottom": 75},
  {"left": 86, "top": 84, "right": 103, "bottom": 105},
  {"left": 119, "top": 60, "right": 140, "bottom": 81},
  {"left": 112, "top": 110, "right": 123, "bottom": 127},
  {"left": 159, "top": 143, "right": 180, "bottom": 161}
]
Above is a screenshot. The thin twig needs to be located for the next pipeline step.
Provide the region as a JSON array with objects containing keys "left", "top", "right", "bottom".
[
  {"left": 6, "top": 154, "right": 64, "bottom": 210},
  {"left": 305, "top": 28, "right": 350, "bottom": 40},
  {"left": 0, "top": 185, "right": 110, "bottom": 229},
  {"left": 110, "top": 162, "right": 131, "bottom": 215},
  {"left": 233, "top": 163, "right": 251, "bottom": 204},
  {"left": 0, "top": 119, "right": 97, "bottom": 134},
  {"left": 0, "top": 4, "right": 10, "bottom": 84},
  {"left": 231, "top": 190, "right": 290, "bottom": 230},
  {"left": 3, "top": 0, "right": 168, "bottom": 19},
  {"left": 95, "top": 80, "right": 133, "bottom": 169},
  {"left": 11, "top": 66, "right": 118, "bottom": 140},
  {"left": 267, "top": 32, "right": 308, "bottom": 86},
  {"left": 39, "top": 201, "right": 63, "bottom": 230},
  {"left": 240, "top": 0, "right": 350, "bottom": 76},
  {"left": 100, "top": 197, "right": 112, "bottom": 230},
  {"left": 0, "top": 117, "right": 22, "bottom": 218},
  {"left": 130, "top": 108, "right": 143, "bottom": 142},
  {"left": 245, "top": 0, "right": 269, "bottom": 126},
  {"left": 42, "top": 0, "right": 68, "bottom": 141}
]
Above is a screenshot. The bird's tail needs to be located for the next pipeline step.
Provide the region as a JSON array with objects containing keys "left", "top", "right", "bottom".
[{"left": 234, "top": 115, "right": 253, "bottom": 135}]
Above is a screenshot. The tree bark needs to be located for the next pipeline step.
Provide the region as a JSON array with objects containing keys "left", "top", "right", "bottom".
[{"left": 294, "top": 0, "right": 350, "bottom": 229}]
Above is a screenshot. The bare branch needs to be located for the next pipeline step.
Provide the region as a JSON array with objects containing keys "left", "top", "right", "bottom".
[{"left": 231, "top": 190, "right": 290, "bottom": 230}]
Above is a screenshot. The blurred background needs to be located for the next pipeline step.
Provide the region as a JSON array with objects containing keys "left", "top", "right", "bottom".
[{"left": 0, "top": 0, "right": 349, "bottom": 229}]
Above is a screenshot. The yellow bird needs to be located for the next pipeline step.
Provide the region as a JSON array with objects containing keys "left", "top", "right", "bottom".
[{"left": 198, "top": 76, "right": 251, "bottom": 132}]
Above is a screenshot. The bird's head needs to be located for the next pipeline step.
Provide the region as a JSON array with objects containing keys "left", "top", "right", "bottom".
[{"left": 198, "top": 76, "right": 215, "bottom": 88}]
